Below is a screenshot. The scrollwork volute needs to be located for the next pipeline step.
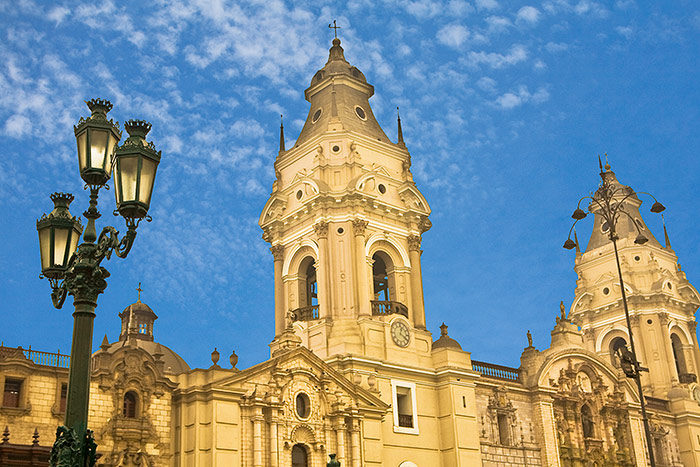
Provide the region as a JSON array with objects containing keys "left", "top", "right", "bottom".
[
  {"left": 313, "top": 222, "right": 329, "bottom": 239},
  {"left": 407, "top": 235, "right": 421, "bottom": 252},
  {"left": 352, "top": 219, "right": 368, "bottom": 236},
  {"left": 270, "top": 244, "right": 285, "bottom": 262}
]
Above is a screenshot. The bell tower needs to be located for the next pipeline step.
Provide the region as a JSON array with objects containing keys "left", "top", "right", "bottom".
[
  {"left": 260, "top": 38, "right": 432, "bottom": 360},
  {"left": 569, "top": 163, "right": 700, "bottom": 398}
]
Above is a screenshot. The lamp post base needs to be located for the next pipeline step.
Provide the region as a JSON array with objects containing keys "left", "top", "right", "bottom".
[{"left": 49, "top": 426, "right": 97, "bottom": 467}]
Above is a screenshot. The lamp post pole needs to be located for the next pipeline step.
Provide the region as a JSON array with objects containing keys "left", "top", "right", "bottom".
[
  {"left": 564, "top": 157, "right": 665, "bottom": 467},
  {"left": 37, "top": 99, "right": 162, "bottom": 467}
]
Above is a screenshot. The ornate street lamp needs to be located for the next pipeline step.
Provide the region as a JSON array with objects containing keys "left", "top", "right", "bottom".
[
  {"left": 564, "top": 156, "right": 663, "bottom": 467},
  {"left": 37, "top": 99, "right": 162, "bottom": 467}
]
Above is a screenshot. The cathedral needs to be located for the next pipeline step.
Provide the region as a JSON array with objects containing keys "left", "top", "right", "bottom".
[{"left": 2, "top": 37, "right": 700, "bottom": 467}]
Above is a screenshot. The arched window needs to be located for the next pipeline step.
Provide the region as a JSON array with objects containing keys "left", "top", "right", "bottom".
[
  {"left": 581, "top": 405, "right": 594, "bottom": 439},
  {"left": 609, "top": 337, "right": 628, "bottom": 368},
  {"left": 292, "top": 444, "right": 308, "bottom": 467},
  {"left": 372, "top": 253, "right": 392, "bottom": 301},
  {"left": 123, "top": 391, "right": 138, "bottom": 418},
  {"left": 297, "top": 257, "right": 318, "bottom": 308},
  {"left": 671, "top": 333, "right": 687, "bottom": 376}
]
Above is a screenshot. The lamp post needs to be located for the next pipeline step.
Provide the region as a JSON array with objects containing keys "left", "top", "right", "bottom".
[
  {"left": 37, "top": 99, "right": 162, "bottom": 467},
  {"left": 564, "top": 157, "right": 664, "bottom": 467}
]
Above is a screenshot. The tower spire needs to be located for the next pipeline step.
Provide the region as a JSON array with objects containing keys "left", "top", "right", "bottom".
[
  {"left": 662, "top": 214, "right": 672, "bottom": 249},
  {"left": 397, "top": 106, "right": 404, "bottom": 146},
  {"left": 279, "top": 115, "right": 285, "bottom": 152}
]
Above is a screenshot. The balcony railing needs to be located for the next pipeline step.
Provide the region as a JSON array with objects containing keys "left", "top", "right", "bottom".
[
  {"left": 398, "top": 414, "right": 413, "bottom": 428},
  {"left": 471, "top": 360, "right": 520, "bottom": 382},
  {"left": 0, "top": 345, "right": 70, "bottom": 368},
  {"left": 292, "top": 305, "right": 319, "bottom": 322},
  {"left": 371, "top": 300, "right": 408, "bottom": 318}
]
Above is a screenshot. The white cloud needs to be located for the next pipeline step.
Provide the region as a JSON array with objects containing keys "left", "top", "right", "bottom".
[
  {"left": 495, "top": 86, "right": 549, "bottom": 109},
  {"left": 475, "top": 0, "right": 499, "bottom": 10},
  {"left": 468, "top": 44, "right": 528, "bottom": 68},
  {"left": 405, "top": 0, "right": 442, "bottom": 18},
  {"left": 516, "top": 6, "right": 541, "bottom": 25},
  {"left": 437, "top": 24, "right": 470, "bottom": 48},
  {"left": 447, "top": 0, "right": 474, "bottom": 16},
  {"left": 47, "top": 6, "right": 70, "bottom": 24},
  {"left": 476, "top": 76, "right": 497, "bottom": 93},
  {"left": 4, "top": 114, "right": 32, "bottom": 138},
  {"left": 545, "top": 41, "right": 569, "bottom": 53},
  {"left": 616, "top": 25, "right": 633, "bottom": 39},
  {"left": 485, "top": 16, "right": 512, "bottom": 33}
]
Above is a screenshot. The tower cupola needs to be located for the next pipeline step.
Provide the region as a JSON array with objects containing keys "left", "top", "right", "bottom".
[{"left": 119, "top": 288, "right": 157, "bottom": 342}]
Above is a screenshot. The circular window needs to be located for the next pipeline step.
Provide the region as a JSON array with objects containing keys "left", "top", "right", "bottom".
[
  {"left": 634, "top": 255, "right": 641, "bottom": 262},
  {"left": 635, "top": 219, "right": 646, "bottom": 231},
  {"left": 647, "top": 319, "right": 653, "bottom": 325},
  {"left": 601, "top": 221, "right": 610, "bottom": 233},
  {"left": 332, "top": 145, "right": 341, "bottom": 153},
  {"left": 337, "top": 227, "right": 344, "bottom": 234},
  {"left": 295, "top": 393, "right": 310, "bottom": 419},
  {"left": 296, "top": 190, "right": 303, "bottom": 200},
  {"left": 603, "top": 287, "right": 610, "bottom": 295},
  {"left": 354, "top": 106, "right": 367, "bottom": 120},
  {"left": 312, "top": 108, "right": 322, "bottom": 123},
  {"left": 378, "top": 184, "right": 386, "bottom": 194}
]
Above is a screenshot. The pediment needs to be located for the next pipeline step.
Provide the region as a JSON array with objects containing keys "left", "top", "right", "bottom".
[
  {"left": 592, "top": 272, "right": 616, "bottom": 285},
  {"left": 259, "top": 194, "right": 287, "bottom": 224},
  {"left": 211, "top": 346, "right": 387, "bottom": 411}
]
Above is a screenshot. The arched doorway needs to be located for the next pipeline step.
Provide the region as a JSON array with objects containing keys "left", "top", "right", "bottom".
[{"left": 292, "top": 444, "right": 308, "bottom": 467}]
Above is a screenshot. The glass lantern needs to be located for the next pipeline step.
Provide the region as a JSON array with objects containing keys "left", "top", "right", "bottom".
[
  {"left": 74, "top": 99, "right": 122, "bottom": 187},
  {"left": 113, "top": 120, "right": 161, "bottom": 220},
  {"left": 36, "top": 193, "right": 83, "bottom": 279}
]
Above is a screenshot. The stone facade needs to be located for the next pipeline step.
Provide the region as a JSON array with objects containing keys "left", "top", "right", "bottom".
[{"left": 2, "top": 37, "right": 700, "bottom": 467}]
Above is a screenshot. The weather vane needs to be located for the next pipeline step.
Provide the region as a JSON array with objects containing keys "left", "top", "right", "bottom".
[{"left": 328, "top": 20, "right": 341, "bottom": 38}]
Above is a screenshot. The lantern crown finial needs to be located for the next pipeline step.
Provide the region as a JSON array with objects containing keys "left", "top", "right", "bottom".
[
  {"left": 85, "top": 98, "right": 113, "bottom": 120},
  {"left": 124, "top": 120, "right": 152, "bottom": 139},
  {"left": 49, "top": 192, "right": 75, "bottom": 210}
]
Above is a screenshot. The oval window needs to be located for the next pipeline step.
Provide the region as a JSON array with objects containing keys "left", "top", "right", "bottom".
[
  {"left": 296, "top": 190, "right": 303, "bottom": 200},
  {"left": 296, "top": 393, "right": 310, "bottom": 418},
  {"left": 312, "top": 108, "right": 322, "bottom": 123},
  {"left": 601, "top": 221, "right": 610, "bottom": 233},
  {"left": 355, "top": 106, "right": 367, "bottom": 120},
  {"left": 378, "top": 184, "right": 386, "bottom": 194}
]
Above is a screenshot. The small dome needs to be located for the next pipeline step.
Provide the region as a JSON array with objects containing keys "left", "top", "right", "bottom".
[
  {"left": 432, "top": 323, "right": 463, "bottom": 350},
  {"left": 119, "top": 300, "right": 158, "bottom": 342},
  {"left": 99, "top": 338, "right": 190, "bottom": 374}
]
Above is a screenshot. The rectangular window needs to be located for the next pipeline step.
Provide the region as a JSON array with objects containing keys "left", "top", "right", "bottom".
[
  {"left": 59, "top": 383, "right": 68, "bottom": 413},
  {"left": 497, "top": 413, "right": 510, "bottom": 445},
  {"left": 391, "top": 380, "right": 418, "bottom": 434},
  {"left": 3, "top": 378, "right": 22, "bottom": 407}
]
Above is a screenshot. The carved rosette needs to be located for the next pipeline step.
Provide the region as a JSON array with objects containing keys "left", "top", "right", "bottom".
[
  {"left": 407, "top": 235, "right": 421, "bottom": 252},
  {"left": 270, "top": 244, "right": 285, "bottom": 262},
  {"left": 313, "top": 221, "right": 329, "bottom": 239},
  {"left": 352, "top": 219, "right": 368, "bottom": 236}
]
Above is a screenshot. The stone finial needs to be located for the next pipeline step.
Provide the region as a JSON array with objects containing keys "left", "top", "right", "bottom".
[
  {"left": 440, "top": 323, "right": 448, "bottom": 336},
  {"left": 100, "top": 334, "right": 110, "bottom": 351},
  {"left": 2, "top": 426, "right": 9, "bottom": 443},
  {"left": 230, "top": 350, "right": 238, "bottom": 369},
  {"left": 32, "top": 428, "right": 39, "bottom": 445},
  {"left": 210, "top": 348, "right": 221, "bottom": 368}
]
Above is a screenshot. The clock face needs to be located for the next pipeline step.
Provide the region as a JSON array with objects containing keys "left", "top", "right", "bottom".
[
  {"left": 693, "top": 387, "right": 700, "bottom": 405},
  {"left": 391, "top": 321, "right": 410, "bottom": 347}
]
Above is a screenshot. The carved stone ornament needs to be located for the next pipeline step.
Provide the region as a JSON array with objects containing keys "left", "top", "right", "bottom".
[
  {"left": 313, "top": 222, "right": 329, "bottom": 239},
  {"left": 270, "top": 244, "right": 285, "bottom": 261},
  {"left": 690, "top": 320, "right": 698, "bottom": 333},
  {"left": 418, "top": 217, "right": 432, "bottom": 233},
  {"left": 658, "top": 312, "right": 670, "bottom": 325},
  {"left": 352, "top": 219, "right": 369, "bottom": 236},
  {"left": 407, "top": 235, "right": 421, "bottom": 252},
  {"left": 629, "top": 315, "right": 640, "bottom": 326}
]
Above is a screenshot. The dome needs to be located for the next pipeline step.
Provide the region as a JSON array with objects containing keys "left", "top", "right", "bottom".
[
  {"left": 99, "top": 338, "right": 190, "bottom": 374},
  {"left": 432, "top": 323, "right": 463, "bottom": 350}
]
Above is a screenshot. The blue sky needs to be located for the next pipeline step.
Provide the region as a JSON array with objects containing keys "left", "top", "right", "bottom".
[{"left": 1, "top": 0, "right": 699, "bottom": 370}]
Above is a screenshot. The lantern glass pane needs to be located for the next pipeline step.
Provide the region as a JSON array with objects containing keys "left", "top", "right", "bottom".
[
  {"left": 53, "top": 228, "right": 69, "bottom": 267},
  {"left": 113, "top": 162, "right": 122, "bottom": 203},
  {"left": 120, "top": 156, "right": 139, "bottom": 202},
  {"left": 39, "top": 227, "right": 51, "bottom": 271},
  {"left": 106, "top": 132, "right": 118, "bottom": 177},
  {"left": 69, "top": 229, "right": 80, "bottom": 259},
  {"left": 77, "top": 132, "right": 87, "bottom": 172},
  {"left": 89, "top": 129, "right": 109, "bottom": 170},
  {"left": 138, "top": 158, "right": 156, "bottom": 205}
]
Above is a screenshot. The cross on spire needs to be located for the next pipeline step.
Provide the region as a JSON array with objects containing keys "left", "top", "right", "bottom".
[
  {"left": 328, "top": 20, "right": 341, "bottom": 38},
  {"left": 136, "top": 282, "right": 143, "bottom": 302}
]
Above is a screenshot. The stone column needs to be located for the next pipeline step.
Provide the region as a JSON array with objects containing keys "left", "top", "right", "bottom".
[
  {"left": 335, "top": 419, "right": 346, "bottom": 466},
  {"left": 270, "top": 414, "right": 279, "bottom": 467},
  {"left": 350, "top": 419, "right": 361, "bottom": 467},
  {"left": 533, "top": 394, "right": 560, "bottom": 467},
  {"left": 629, "top": 315, "right": 650, "bottom": 391},
  {"left": 658, "top": 312, "right": 679, "bottom": 383},
  {"left": 271, "top": 245, "right": 285, "bottom": 337},
  {"left": 689, "top": 321, "right": 700, "bottom": 376},
  {"left": 253, "top": 409, "right": 263, "bottom": 467},
  {"left": 314, "top": 222, "right": 330, "bottom": 319},
  {"left": 407, "top": 235, "right": 426, "bottom": 329},
  {"left": 353, "top": 219, "right": 370, "bottom": 316}
]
